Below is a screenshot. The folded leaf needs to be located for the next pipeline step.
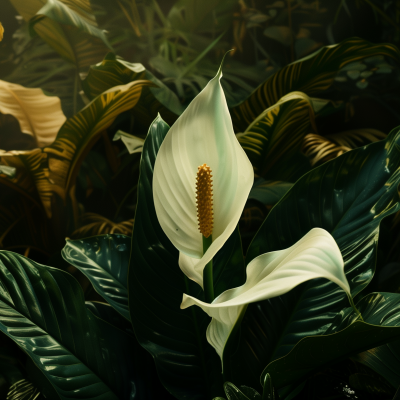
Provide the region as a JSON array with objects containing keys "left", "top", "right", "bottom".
[{"left": 0, "top": 80, "right": 66, "bottom": 147}]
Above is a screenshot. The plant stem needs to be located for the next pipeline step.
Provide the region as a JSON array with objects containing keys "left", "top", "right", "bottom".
[
  {"left": 349, "top": 296, "right": 363, "bottom": 321},
  {"left": 202, "top": 235, "right": 214, "bottom": 303}
]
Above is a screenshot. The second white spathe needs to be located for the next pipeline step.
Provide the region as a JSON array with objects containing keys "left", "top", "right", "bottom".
[{"left": 181, "top": 228, "right": 352, "bottom": 367}]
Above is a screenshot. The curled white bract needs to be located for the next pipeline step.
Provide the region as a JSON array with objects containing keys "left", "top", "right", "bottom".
[
  {"left": 153, "top": 65, "right": 253, "bottom": 288},
  {"left": 181, "top": 228, "right": 351, "bottom": 365}
]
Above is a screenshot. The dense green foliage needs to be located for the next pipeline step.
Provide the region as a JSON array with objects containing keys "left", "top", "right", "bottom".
[{"left": 1, "top": 1, "right": 400, "bottom": 400}]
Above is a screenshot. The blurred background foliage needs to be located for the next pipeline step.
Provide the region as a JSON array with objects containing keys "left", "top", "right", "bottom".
[{"left": 2, "top": 0, "right": 400, "bottom": 399}]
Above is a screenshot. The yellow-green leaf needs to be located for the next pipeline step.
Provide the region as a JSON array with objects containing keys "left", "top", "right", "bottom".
[
  {"left": 237, "top": 91, "right": 315, "bottom": 181},
  {"left": 9, "top": 0, "right": 110, "bottom": 69},
  {"left": 230, "top": 37, "right": 400, "bottom": 132},
  {"left": 2, "top": 80, "right": 154, "bottom": 218},
  {"left": 0, "top": 80, "right": 66, "bottom": 147},
  {"left": 0, "top": 23, "right": 4, "bottom": 41},
  {"left": 82, "top": 53, "right": 182, "bottom": 125}
]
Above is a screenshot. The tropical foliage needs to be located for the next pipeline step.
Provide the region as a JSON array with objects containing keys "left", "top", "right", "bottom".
[{"left": 1, "top": 1, "right": 400, "bottom": 399}]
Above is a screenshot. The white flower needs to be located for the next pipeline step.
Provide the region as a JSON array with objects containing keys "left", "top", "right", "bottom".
[
  {"left": 181, "top": 228, "right": 351, "bottom": 366},
  {"left": 153, "top": 65, "right": 253, "bottom": 288}
]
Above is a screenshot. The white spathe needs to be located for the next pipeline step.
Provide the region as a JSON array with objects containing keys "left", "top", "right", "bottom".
[
  {"left": 153, "top": 65, "right": 254, "bottom": 288},
  {"left": 181, "top": 228, "right": 351, "bottom": 363}
]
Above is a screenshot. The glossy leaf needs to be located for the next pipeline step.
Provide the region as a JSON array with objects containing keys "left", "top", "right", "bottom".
[
  {"left": 62, "top": 234, "right": 131, "bottom": 321},
  {"left": 263, "top": 292, "right": 400, "bottom": 389},
  {"left": 237, "top": 91, "right": 314, "bottom": 181},
  {"left": 227, "top": 126, "right": 400, "bottom": 390},
  {"left": 128, "top": 115, "right": 246, "bottom": 399},
  {"left": 0, "top": 80, "right": 66, "bottom": 147},
  {"left": 230, "top": 37, "right": 400, "bottom": 132},
  {"left": 0, "top": 250, "right": 139, "bottom": 399},
  {"left": 1, "top": 80, "right": 154, "bottom": 218},
  {"left": 352, "top": 337, "right": 400, "bottom": 389}
]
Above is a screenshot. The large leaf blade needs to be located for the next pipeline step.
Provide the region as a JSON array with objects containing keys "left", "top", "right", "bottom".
[
  {"left": 0, "top": 251, "right": 139, "bottom": 399},
  {"left": 263, "top": 292, "right": 400, "bottom": 389},
  {"left": 62, "top": 234, "right": 130, "bottom": 321},
  {"left": 0, "top": 80, "right": 66, "bottom": 147},
  {"left": 226, "top": 126, "right": 400, "bottom": 390}
]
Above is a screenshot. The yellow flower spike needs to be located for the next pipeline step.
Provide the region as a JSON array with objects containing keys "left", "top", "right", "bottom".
[{"left": 153, "top": 60, "right": 254, "bottom": 289}]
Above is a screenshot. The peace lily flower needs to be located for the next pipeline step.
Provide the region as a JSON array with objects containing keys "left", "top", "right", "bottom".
[
  {"left": 153, "top": 60, "right": 254, "bottom": 294},
  {"left": 181, "top": 228, "right": 355, "bottom": 368}
]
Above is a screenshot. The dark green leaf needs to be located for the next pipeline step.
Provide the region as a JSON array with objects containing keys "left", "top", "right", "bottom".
[
  {"left": 227, "top": 126, "right": 400, "bottom": 390},
  {"left": 230, "top": 37, "right": 400, "bottom": 132},
  {"left": 62, "top": 234, "right": 131, "bottom": 321},
  {"left": 222, "top": 382, "right": 261, "bottom": 400},
  {"left": 248, "top": 179, "right": 293, "bottom": 205},
  {"left": 263, "top": 292, "right": 400, "bottom": 389},
  {"left": 353, "top": 337, "right": 400, "bottom": 389},
  {"left": 0, "top": 251, "right": 139, "bottom": 399}
]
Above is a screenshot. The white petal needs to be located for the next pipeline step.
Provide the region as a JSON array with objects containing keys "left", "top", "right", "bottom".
[
  {"left": 180, "top": 228, "right": 351, "bottom": 362},
  {"left": 153, "top": 66, "right": 253, "bottom": 287}
]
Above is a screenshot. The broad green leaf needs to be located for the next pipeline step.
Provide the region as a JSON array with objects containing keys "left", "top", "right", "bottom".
[
  {"left": 82, "top": 53, "right": 182, "bottom": 124},
  {"left": 62, "top": 234, "right": 130, "bottom": 321},
  {"left": 263, "top": 292, "right": 400, "bottom": 389},
  {"left": 1, "top": 80, "right": 154, "bottom": 218},
  {"left": 10, "top": 0, "right": 109, "bottom": 70},
  {"left": 248, "top": 179, "right": 293, "bottom": 205},
  {"left": 226, "top": 126, "right": 400, "bottom": 390},
  {"left": 0, "top": 80, "right": 66, "bottom": 147},
  {"left": 230, "top": 37, "right": 400, "bottom": 132},
  {"left": 352, "top": 338, "right": 400, "bottom": 389},
  {"left": 0, "top": 250, "right": 140, "bottom": 399},
  {"left": 237, "top": 91, "right": 314, "bottom": 181},
  {"left": 128, "top": 115, "right": 246, "bottom": 399}
]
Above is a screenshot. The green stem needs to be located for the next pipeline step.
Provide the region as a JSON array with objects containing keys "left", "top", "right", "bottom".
[
  {"left": 202, "top": 235, "right": 214, "bottom": 303},
  {"left": 349, "top": 295, "right": 363, "bottom": 321}
]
